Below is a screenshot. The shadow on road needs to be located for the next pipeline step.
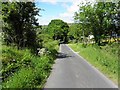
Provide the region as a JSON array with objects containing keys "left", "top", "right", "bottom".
[{"left": 57, "top": 52, "right": 72, "bottom": 59}]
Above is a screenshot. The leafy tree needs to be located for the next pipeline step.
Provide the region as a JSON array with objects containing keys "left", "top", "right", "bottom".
[
  {"left": 74, "top": 2, "right": 119, "bottom": 45},
  {"left": 114, "top": 1, "right": 120, "bottom": 39},
  {"left": 68, "top": 23, "right": 82, "bottom": 42},
  {"left": 74, "top": 3, "right": 95, "bottom": 43},
  {"left": 2, "top": 2, "right": 40, "bottom": 50},
  {"left": 46, "top": 19, "right": 69, "bottom": 43}
]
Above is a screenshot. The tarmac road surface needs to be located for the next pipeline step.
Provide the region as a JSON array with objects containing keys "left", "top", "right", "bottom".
[{"left": 45, "top": 44, "right": 118, "bottom": 88}]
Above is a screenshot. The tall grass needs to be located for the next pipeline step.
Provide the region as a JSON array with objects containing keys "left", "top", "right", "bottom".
[
  {"left": 69, "top": 43, "right": 118, "bottom": 84},
  {"left": 1, "top": 41, "right": 58, "bottom": 88}
]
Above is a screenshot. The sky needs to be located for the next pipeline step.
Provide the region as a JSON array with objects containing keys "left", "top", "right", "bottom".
[{"left": 35, "top": 0, "right": 95, "bottom": 25}]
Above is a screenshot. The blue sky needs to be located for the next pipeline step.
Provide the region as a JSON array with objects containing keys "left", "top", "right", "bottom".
[
  {"left": 35, "top": 1, "right": 74, "bottom": 25},
  {"left": 36, "top": 2, "right": 71, "bottom": 17},
  {"left": 35, "top": 0, "right": 95, "bottom": 25}
]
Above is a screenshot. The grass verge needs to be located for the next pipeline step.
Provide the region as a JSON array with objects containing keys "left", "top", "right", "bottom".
[
  {"left": 68, "top": 43, "right": 118, "bottom": 84},
  {"left": 1, "top": 43, "right": 58, "bottom": 88}
]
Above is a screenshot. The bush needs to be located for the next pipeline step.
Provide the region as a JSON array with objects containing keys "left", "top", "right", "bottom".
[
  {"left": 82, "top": 43, "right": 87, "bottom": 48},
  {"left": 43, "top": 40, "right": 59, "bottom": 59},
  {"left": 1, "top": 45, "right": 33, "bottom": 81},
  {"left": 3, "top": 56, "right": 54, "bottom": 88},
  {"left": 1, "top": 44, "right": 57, "bottom": 88},
  {"left": 2, "top": 68, "right": 36, "bottom": 88}
]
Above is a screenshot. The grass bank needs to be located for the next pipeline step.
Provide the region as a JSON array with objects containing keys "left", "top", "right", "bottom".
[
  {"left": 68, "top": 43, "right": 118, "bottom": 84},
  {"left": 1, "top": 41, "right": 58, "bottom": 88}
]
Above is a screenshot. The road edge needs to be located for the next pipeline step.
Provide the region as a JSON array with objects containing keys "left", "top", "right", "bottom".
[{"left": 66, "top": 44, "right": 118, "bottom": 88}]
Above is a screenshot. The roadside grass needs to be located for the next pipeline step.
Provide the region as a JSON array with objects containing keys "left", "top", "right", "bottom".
[
  {"left": 68, "top": 43, "right": 118, "bottom": 84},
  {"left": 2, "top": 56, "right": 53, "bottom": 88},
  {"left": 1, "top": 41, "right": 58, "bottom": 88}
]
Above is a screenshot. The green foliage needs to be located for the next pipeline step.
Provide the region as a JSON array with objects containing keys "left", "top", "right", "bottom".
[
  {"left": 2, "top": 56, "right": 53, "bottom": 88},
  {"left": 74, "top": 2, "right": 119, "bottom": 45},
  {"left": 1, "top": 45, "right": 33, "bottom": 81},
  {"left": 2, "top": 2, "right": 40, "bottom": 50},
  {"left": 1, "top": 44, "right": 57, "bottom": 88},
  {"left": 36, "top": 32, "right": 59, "bottom": 58},
  {"left": 44, "top": 40, "right": 59, "bottom": 59},
  {"left": 46, "top": 19, "right": 69, "bottom": 43},
  {"left": 3, "top": 68, "right": 35, "bottom": 88},
  {"left": 68, "top": 24, "right": 82, "bottom": 42},
  {"left": 1, "top": 1, "right": 59, "bottom": 89},
  {"left": 69, "top": 43, "right": 118, "bottom": 84}
]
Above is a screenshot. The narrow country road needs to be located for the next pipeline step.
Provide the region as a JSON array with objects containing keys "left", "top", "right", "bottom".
[{"left": 44, "top": 44, "right": 118, "bottom": 88}]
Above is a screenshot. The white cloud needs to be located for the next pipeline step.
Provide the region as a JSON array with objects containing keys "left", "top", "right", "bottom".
[
  {"left": 37, "top": 16, "right": 58, "bottom": 25},
  {"left": 61, "top": 2, "right": 69, "bottom": 9},
  {"left": 35, "top": 0, "right": 95, "bottom": 3},
  {"left": 35, "top": 0, "right": 57, "bottom": 4},
  {"left": 57, "top": 1, "right": 81, "bottom": 24},
  {"left": 58, "top": 0, "right": 96, "bottom": 23},
  {"left": 37, "top": 0, "right": 96, "bottom": 25},
  {"left": 38, "top": 18, "right": 50, "bottom": 25},
  {"left": 37, "top": 15, "right": 73, "bottom": 25}
]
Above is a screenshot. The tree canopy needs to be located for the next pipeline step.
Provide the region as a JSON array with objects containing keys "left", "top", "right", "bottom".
[
  {"left": 73, "top": 2, "right": 120, "bottom": 45},
  {"left": 2, "top": 2, "right": 40, "bottom": 49},
  {"left": 46, "top": 19, "right": 69, "bottom": 43}
]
